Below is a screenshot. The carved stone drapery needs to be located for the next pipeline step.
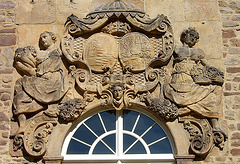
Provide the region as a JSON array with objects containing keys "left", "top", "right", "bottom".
[{"left": 11, "top": 0, "right": 227, "bottom": 162}]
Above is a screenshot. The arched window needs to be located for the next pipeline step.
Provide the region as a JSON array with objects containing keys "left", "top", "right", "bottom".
[{"left": 62, "top": 109, "right": 176, "bottom": 164}]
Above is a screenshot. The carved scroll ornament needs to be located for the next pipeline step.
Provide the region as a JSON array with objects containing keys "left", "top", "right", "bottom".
[{"left": 11, "top": 0, "right": 227, "bottom": 162}]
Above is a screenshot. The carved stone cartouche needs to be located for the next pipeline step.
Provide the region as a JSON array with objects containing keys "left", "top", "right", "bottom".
[{"left": 11, "top": 1, "right": 227, "bottom": 162}]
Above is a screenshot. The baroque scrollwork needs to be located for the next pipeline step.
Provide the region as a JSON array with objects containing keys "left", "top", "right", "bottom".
[
  {"left": 13, "top": 115, "right": 57, "bottom": 157},
  {"left": 180, "top": 118, "right": 213, "bottom": 156},
  {"left": 11, "top": 0, "right": 227, "bottom": 162}
]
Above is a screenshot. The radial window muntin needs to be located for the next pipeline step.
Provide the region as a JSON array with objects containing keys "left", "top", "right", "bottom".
[{"left": 62, "top": 108, "right": 176, "bottom": 163}]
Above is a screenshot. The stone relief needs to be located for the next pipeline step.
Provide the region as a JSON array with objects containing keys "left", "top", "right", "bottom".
[
  {"left": 164, "top": 28, "right": 227, "bottom": 156},
  {"left": 10, "top": 0, "right": 227, "bottom": 162},
  {"left": 12, "top": 31, "right": 69, "bottom": 157}
]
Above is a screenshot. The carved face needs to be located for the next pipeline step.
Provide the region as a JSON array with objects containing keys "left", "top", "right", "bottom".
[
  {"left": 184, "top": 31, "right": 198, "bottom": 47},
  {"left": 181, "top": 29, "right": 199, "bottom": 48},
  {"left": 40, "top": 32, "right": 54, "bottom": 49},
  {"left": 113, "top": 86, "right": 124, "bottom": 100}
]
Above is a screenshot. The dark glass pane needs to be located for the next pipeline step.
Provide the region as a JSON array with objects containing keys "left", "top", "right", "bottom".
[
  {"left": 93, "top": 141, "right": 112, "bottom": 154},
  {"left": 101, "top": 110, "right": 116, "bottom": 131},
  {"left": 67, "top": 139, "right": 89, "bottom": 154},
  {"left": 123, "top": 134, "right": 136, "bottom": 153},
  {"left": 134, "top": 113, "right": 154, "bottom": 136},
  {"left": 150, "top": 138, "right": 172, "bottom": 154},
  {"left": 125, "top": 140, "right": 146, "bottom": 154},
  {"left": 73, "top": 124, "right": 96, "bottom": 145},
  {"left": 102, "top": 134, "right": 116, "bottom": 153},
  {"left": 123, "top": 110, "right": 139, "bottom": 131},
  {"left": 142, "top": 124, "right": 166, "bottom": 144},
  {"left": 85, "top": 114, "right": 105, "bottom": 136}
]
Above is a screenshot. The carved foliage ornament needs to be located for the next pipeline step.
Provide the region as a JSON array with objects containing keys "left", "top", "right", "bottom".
[{"left": 11, "top": 0, "right": 227, "bottom": 161}]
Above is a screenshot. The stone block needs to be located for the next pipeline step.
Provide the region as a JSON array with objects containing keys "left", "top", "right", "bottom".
[
  {"left": 0, "top": 1, "right": 15, "bottom": 9},
  {"left": 17, "top": 25, "right": 64, "bottom": 47},
  {"left": 0, "top": 93, "right": 10, "bottom": 101},
  {"left": 222, "top": 30, "right": 236, "bottom": 38},
  {"left": 229, "top": 1, "right": 240, "bottom": 10},
  {"left": 0, "top": 28, "right": 15, "bottom": 34},
  {"left": 1, "top": 132, "right": 8, "bottom": 138},
  {"left": 218, "top": 0, "right": 228, "bottom": 7},
  {"left": 190, "top": 21, "right": 222, "bottom": 59},
  {"left": 228, "top": 124, "right": 236, "bottom": 131},
  {"left": 16, "top": 0, "right": 56, "bottom": 24},
  {"left": 4, "top": 101, "right": 10, "bottom": 106},
  {"left": 225, "top": 56, "right": 239, "bottom": 65},
  {"left": 232, "top": 132, "right": 240, "bottom": 139},
  {"left": 0, "top": 16, "right": 5, "bottom": 22},
  {"left": 231, "top": 141, "right": 240, "bottom": 147},
  {"left": 230, "top": 38, "right": 240, "bottom": 47},
  {"left": 220, "top": 7, "right": 234, "bottom": 14},
  {"left": 231, "top": 149, "right": 240, "bottom": 156},
  {"left": 222, "top": 15, "right": 231, "bottom": 21},
  {"left": 0, "top": 112, "right": 8, "bottom": 121},
  {"left": 223, "top": 22, "right": 239, "bottom": 27},
  {"left": 145, "top": 0, "right": 185, "bottom": 22},
  {"left": 0, "top": 89, "right": 10, "bottom": 94},
  {"left": 225, "top": 83, "right": 231, "bottom": 91},
  {"left": 0, "top": 140, "right": 7, "bottom": 146},
  {"left": 0, "top": 10, "right": 5, "bottom": 15},
  {"left": 0, "top": 35, "right": 16, "bottom": 46},
  {"left": 224, "top": 92, "right": 240, "bottom": 96},
  {"left": 229, "top": 48, "right": 240, "bottom": 54},
  {"left": 0, "top": 124, "right": 9, "bottom": 130},
  {"left": 232, "top": 15, "right": 240, "bottom": 21},
  {"left": 185, "top": 0, "right": 220, "bottom": 21},
  {"left": 227, "top": 67, "right": 240, "bottom": 73},
  {"left": 55, "top": 0, "right": 92, "bottom": 24}
]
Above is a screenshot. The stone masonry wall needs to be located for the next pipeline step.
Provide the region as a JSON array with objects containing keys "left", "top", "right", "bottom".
[
  {"left": 0, "top": 1, "right": 22, "bottom": 163},
  {"left": 219, "top": 0, "right": 240, "bottom": 163},
  {"left": 0, "top": 0, "right": 239, "bottom": 163}
]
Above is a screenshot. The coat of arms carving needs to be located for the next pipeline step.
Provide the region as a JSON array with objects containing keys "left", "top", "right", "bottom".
[{"left": 10, "top": 0, "right": 227, "bottom": 162}]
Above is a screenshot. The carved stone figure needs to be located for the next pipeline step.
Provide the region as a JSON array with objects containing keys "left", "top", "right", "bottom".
[
  {"left": 13, "top": 31, "right": 68, "bottom": 134},
  {"left": 164, "top": 28, "right": 224, "bottom": 132}
]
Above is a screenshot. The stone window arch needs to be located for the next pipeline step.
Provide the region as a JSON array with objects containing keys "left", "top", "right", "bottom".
[{"left": 61, "top": 108, "right": 176, "bottom": 164}]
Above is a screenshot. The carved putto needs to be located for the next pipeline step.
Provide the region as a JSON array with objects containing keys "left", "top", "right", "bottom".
[{"left": 11, "top": 0, "right": 227, "bottom": 162}]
